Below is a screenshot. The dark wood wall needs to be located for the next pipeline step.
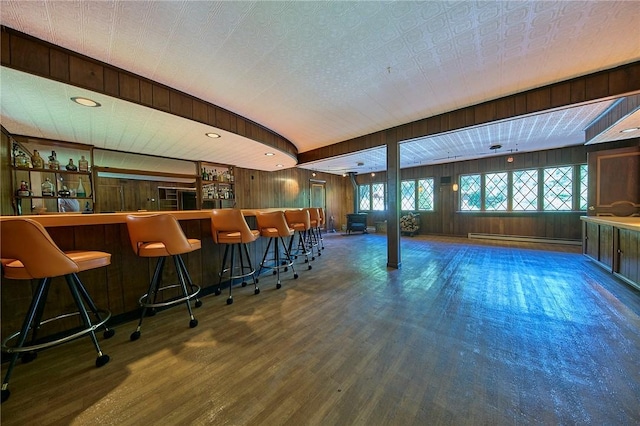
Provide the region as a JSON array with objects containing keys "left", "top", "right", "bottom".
[{"left": 234, "top": 166, "right": 352, "bottom": 231}]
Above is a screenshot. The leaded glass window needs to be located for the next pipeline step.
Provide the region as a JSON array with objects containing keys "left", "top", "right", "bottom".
[
  {"left": 579, "top": 164, "right": 588, "bottom": 211},
  {"left": 401, "top": 180, "right": 416, "bottom": 211},
  {"left": 485, "top": 172, "right": 508, "bottom": 211},
  {"left": 543, "top": 166, "right": 573, "bottom": 211},
  {"left": 513, "top": 169, "right": 538, "bottom": 211},
  {"left": 417, "top": 178, "right": 434, "bottom": 211},
  {"left": 460, "top": 175, "right": 481, "bottom": 211},
  {"left": 358, "top": 184, "right": 371, "bottom": 211},
  {"left": 372, "top": 183, "right": 385, "bottom": 211}
]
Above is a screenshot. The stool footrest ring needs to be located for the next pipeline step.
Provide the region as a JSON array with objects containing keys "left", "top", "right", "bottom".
[
  {"left": 139, "top": 284, "right": 201, "bottom": 309},
  {"left": 2, "top": 309, "right": 112, "bottom": 353}
]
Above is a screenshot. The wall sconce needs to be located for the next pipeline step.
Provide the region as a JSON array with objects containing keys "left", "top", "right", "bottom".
[
  {"left": 371, "top": 172, "right": 375, "bottom": 177},
  {"left": 312, "top": 172, "right": 317, "bottom": 177},
  {"left": 507, "top": 156, "right": 514, "bottom": 163},
  {"left": 452, "top": 183, "right": 459, "bottom": 192}
]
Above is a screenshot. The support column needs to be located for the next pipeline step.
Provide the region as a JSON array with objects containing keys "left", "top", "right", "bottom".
[{"left": 386, "top": 129, "right": 401, "bottom": 268}]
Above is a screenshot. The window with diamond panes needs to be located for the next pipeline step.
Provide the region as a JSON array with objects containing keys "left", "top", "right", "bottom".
[
  {"left": 579, "top": 164, "right": 588, "bottom": 210},
  {"left": 358, "top": 184, "right": 371, "bottom": 211},
  {"left": 460, "top": 175, "right": 481, "bottom": 211},
  {"left": 401, "top": 180, "right": 416, "bottom": 211},
  {"left": 372, "top": 183, "right": 385, "bottom": 211},
  {"left": 543, "top": 166, "right": 573, "bottom": 211},
  {"left": 485, "top": 172, "right": 508, "bottom": 211},
  {"left": 512, "top": 169, "right": 538, "bottom": 211},
  {"left": 417, "top": 178, "right": 434, "bottom": 211}
]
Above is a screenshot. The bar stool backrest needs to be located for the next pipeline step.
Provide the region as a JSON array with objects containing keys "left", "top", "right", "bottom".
[
  {"left": 305, "top": 208, "right": 320, "bottom": 225},
  {"left": 256, "top": 211, "right": 293, "bottom": 236},
  {"left": 125, "top": 214, "right": 194, "bottom": 256},
  {"left": 284, "top": 209, "right": 310, "bottom": 230},
  {"left": 318, "top": 208, "right": 325, "bottom": 226},
  {"left": 0, "top": 218, "right": 78, "bottom": 279},
  {"left": 211, "top": 209, "right": 257, "bottom": 243}
]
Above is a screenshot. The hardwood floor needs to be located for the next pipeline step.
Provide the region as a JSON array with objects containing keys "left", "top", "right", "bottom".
[{"left": 2, "top": 233, "right": 639, "bottom": 425}]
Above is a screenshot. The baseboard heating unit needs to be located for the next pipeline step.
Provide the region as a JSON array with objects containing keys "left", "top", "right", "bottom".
[{"left": 467, "top": 233, "right": 581, "bottom": 246}]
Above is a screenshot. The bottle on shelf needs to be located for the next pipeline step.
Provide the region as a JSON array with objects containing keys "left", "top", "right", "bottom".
[
  {"left": 14, "top": 151, "right": 29, "bottom": 168},
  {"left": 48, "top": 151, "right": 60, "bottom": 170},
  {"left": 31, "top": 150, "right": 44, "bottom": 169},
  {"left": 41, "top": 178, "right": 55, "bottom": 196},
  {"left": 16, "top": 181, "right": 31, "bottom": 197},
  {"left": 59, "top": 185, "right": 71, "bottom": 197},
  {"left": 66, "top": 158, "right": 78, "bottom": 171},
  {"left": 78, "top": 155, "right": 89, "bottom": 172},
  {"left": 76, "top": 177, "right": 86, "bottom": 198}
]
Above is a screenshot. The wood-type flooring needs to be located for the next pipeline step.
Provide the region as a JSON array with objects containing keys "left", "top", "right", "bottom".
[{"left": 1, "top": 233, "right": 639, "bottom": 425}]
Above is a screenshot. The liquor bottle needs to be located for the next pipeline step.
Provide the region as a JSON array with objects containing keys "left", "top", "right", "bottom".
[
  {"left": 41, "top": 178, "right": 55, "bottom": 196},
  {"left": 31, "top": 150, "right": 44, "bottom": 169},
  {"left": 16, "top": 181, "right": 31, "bottom": 197},
  {"left": 66, "top": 159, "right": 78, "bottom": 171},
  {"left": 48, "top": 151, "right": 60, "bottom": 170},
  {"left": 14, "top": 151, "right": 29, "bottom": 168},
  {"left": 76, "top": 178, "right": 86, "bottom": 197},
  {"left": 78, "top": 155, "right": 89, "bottom": 172}
]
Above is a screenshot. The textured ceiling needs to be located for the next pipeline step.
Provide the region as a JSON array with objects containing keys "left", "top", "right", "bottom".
[{"left": 1, "top": 1, "right": 639, "bottom": 175}]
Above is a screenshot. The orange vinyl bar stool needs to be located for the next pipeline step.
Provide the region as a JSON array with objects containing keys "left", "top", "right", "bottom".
[
  {"left": 284, "top": 209, "right": 313, "bottom": 269},
  {"left": 0, "top": 218, "right": 114, "bottom": 403},
  {"left": 255, "top": 211, "right": 298, "bottom": 289},
  {"left": 125, "top": 214, "right": 201, "bottom": 341},
  {"left": 304, "top": 207, "right": 323, "bottom": 258},
  {"left": 211, "top": 209, "right": 260, "bottom": 305}
]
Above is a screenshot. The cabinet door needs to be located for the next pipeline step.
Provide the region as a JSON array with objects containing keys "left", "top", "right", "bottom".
[
  {"left": 584, "top": 222, "right": 599, "bottom": 261},
  {"left": 617, "top": 228, "right": 640, "bottom": 287},
  {"left": 598, "top": 224, "right": 614, "bottom": 269}
]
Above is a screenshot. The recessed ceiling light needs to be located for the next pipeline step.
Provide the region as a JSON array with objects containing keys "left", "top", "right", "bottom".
[
  {"left": 620, "top": 127, "right": 640, "bottom": 133},
  {"left": 276, "top": 164, "right": 283, "bottom": 168},
  {"left": 265, "top": 152, "right": 275, "bottom": 156},
  {"left": 205, "top": 132, "right": 221, "bottom": 138},
  {"left": 71, "top": 97, "right": 101, "bottom": 107}
]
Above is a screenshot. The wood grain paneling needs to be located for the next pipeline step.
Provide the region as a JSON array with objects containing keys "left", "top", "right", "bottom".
[{"left": 69, "top": 55, "right": 104, "bottom": 92}]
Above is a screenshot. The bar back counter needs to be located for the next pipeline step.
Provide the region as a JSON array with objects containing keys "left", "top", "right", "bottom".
[
  {"left": 581, "top": 216, "right": 640, "bottom": 291},
  {"left": 0, "top": 210, "right": 276, "bottom": 340}
]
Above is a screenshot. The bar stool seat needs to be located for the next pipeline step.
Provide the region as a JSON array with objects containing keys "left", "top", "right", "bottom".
[
  {"left": 125, "top": 214, "right": 202, "bottom": 341},
  {"left": 211, "top": 209, "right": 260, "bottom": 305},
  {"left": 1, "top": 219, "right": 114, "bottom": 403},
  {"left": 256, "top": 211, "right": 299, "bottom": 289},
  {"left": 284, "top": 209, "right": 313, "bottom": 269}
]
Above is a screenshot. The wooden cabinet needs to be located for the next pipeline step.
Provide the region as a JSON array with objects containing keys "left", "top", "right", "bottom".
[
  {"left": 199, "top": 162, "right": 235, "bottom": 209},
  {"left": 616, "top": 228, "right": 640, "bottom": 289},
  {"left": 9, "top": 136, "right": 94, "bottom": 215},
  {"left": 582, "top": 217, "right": 640, "bottom": 290}
]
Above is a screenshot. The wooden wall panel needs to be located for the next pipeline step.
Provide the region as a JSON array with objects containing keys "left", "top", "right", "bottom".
[
  {"left": 69, "top": 56, "right": 104, "bottom": 92},
  {"left": 10, "top": 33, "right": 49, "bottom": 75},
  {"left": 50, "top": 49, "right": 69, "bottom": 81},
  {"left": 119, "top": 73, "right": 141, "bottom": 103}
]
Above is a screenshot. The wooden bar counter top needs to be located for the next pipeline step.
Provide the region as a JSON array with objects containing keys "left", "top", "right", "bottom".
[{"left": 0, "top": 208, "right": 291, "bottom": 227}]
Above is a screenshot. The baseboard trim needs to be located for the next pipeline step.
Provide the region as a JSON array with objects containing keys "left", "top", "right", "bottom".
[{"left": 467, "top": 233, "right": 581, "bottom": 246}]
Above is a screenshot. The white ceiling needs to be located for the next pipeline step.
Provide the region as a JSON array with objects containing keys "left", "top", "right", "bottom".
[{"left": 1, "top": 1, "right": 639, "bottom": 175}]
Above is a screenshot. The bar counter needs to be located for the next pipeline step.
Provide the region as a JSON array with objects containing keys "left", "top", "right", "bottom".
[
  {"left": 580, "top": 216, "right": 640, "bottom": 290},
  {"left": 0, "top": 209, "right": 295, "bottom": 340},
  {"left": 0, "top": 208, "right": 286, "bottom": 227}
]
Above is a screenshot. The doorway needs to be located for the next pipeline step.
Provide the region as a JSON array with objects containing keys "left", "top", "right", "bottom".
[{"left": 310, "top": 180, "right": 326, "bottom": 229}]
